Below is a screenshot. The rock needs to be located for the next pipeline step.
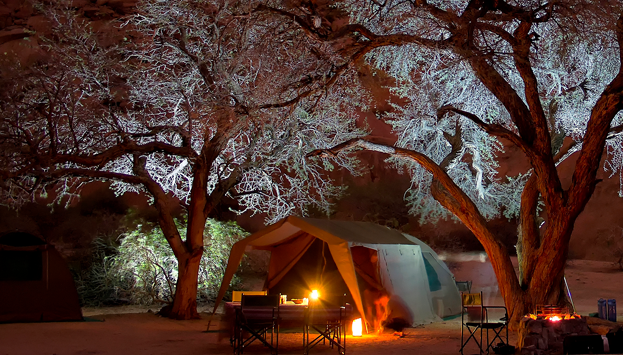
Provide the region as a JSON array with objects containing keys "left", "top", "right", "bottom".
[
  {"left": 547, "top": 327, "right": 559, "bottom": 343},
  {"left": 71, "top": 0, "right": 91, "bottom": 7},
  {"left": 522, "top": 335, "right": 539, "bottom": 349},
  {"left": 541, "top": 327, "right": 549, "bottom": 340},
  {"left": 549, "top": 340, "right": 564, "bottom": 351},
  {"left": 586, "top": 316, "right": 622, "bottom": 333},
  {"left": 13, "top": 2, "right": 33, "bottom": 19},
  {"left": 0, "top": 28, "right": 28, "bottom": 45},
  {"left": 521, "top": 345, "right": 536, "bottom": 355},
  {"left": 538, "top": 336, "right": 548, "bottom": 350},
  {"left": 108, "top": 0, "right": 138, "bottom": 15},
  {"left": 589, "top": 324, "right": 612, "bottom": 335},
  {"left": 528, "top": 320, "right": 543, "bottom": 334},
  {"left": 561, "top": 319, "right": 586, "bottom": 334}
]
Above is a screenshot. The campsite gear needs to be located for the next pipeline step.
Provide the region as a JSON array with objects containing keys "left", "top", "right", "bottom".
[
  {"left": 563, "top": 334, "right": 605, "bottom": 354},
  {"left": 211, "top": 216, "right": 462, "bottom": 333},
  {"left": 606, "top": 328, "right": 623, "bottom": 354},
  {"left": 460, "top": 292, "right": 509, "bottom": 355},
  {"left": 0, "top": 232, "right": 82, "bottom": 323},
  {"left": 232, "top": 290, "right": 268, "bottom": 302},
  {"left": 223, "top": 302, "right": 351, "bottom": 344},
  {"left": 492, "top": 342, "right": 515, "bottom": 355},
  {"left": 598, "top": 298, "right": 608, "bottom": 320},
  {"left": 564, "top": 276, "right": 575, "bottom": 313},
  {"left": 608, "top": 299, "right": 617, "bottom": 322},
  {"left": 233, "top": 294, "right": 280, "bottom": 355},
  {"left": 304, "top": 293, "right": 347, "bottom": 355}
]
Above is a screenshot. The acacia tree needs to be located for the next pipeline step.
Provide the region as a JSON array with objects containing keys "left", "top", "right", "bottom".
[
  {"left": 260, "top": 0, "right": 623, "bottom": 325},
  {"left": 0, "top": 0, "right": 366, "bottom": 319}
]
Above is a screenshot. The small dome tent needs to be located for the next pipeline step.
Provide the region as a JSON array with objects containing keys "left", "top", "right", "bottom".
[
  {"left": 0, "top": 232, "right": 83, "bottom": 323},
  {"left": 213, "top": 216, "right": 461, "bottom": 331}
]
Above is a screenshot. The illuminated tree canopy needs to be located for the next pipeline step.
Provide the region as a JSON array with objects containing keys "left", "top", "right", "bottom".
[{"left": 0, "top": 0, "right": 367, "bottom": 319}]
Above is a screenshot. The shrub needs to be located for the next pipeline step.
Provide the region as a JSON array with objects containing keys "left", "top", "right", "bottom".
[
  {"left": 76, "top": 218, "right": 248, "bottom": 306},
  {"left": 73, "top": 237, "right": 134, "bottom": 307}
]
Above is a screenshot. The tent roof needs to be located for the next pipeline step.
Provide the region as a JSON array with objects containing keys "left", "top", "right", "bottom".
[
  {"left": 0, "top": 232, "right": 46, "bottom": 247},
  {"left": 246, "top": 216, "right": 416, "bottom": 248}
]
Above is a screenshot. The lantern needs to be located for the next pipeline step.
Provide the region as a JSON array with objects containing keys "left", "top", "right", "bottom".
[
  {"left": 310, "top": 289, "right": 320, "bottom": 300},
  {"left": 352, "top": 318, "right": 363, "bottom": 337}
]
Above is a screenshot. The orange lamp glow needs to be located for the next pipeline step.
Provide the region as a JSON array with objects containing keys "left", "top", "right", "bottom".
[
  {"left": 549, "top": 316, "right": 561, "bottom": 322},
  {"left": 352, "top": 318, "right": 363, "bottom": 337},
  {"left": 310, "top": 289, "right": 319, "bottom": 300}
]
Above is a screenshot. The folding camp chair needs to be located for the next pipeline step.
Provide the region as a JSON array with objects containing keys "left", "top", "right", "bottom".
[
  {"left": 233, "top": 294, "right": 280, "bottom": 355},
  {"left": 460, "top": 292, "right": 508, "bottom": 354},
  {"left": 304, "top": 293, "right": 347, "bottom": 355},
  {"left": 228, "top": 291, "right": 269, "bottom": 346}
]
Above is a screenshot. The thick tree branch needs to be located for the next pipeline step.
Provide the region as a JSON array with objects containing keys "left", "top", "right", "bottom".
[
  {"left": 437, "top": 105, "right": 526, "bottom": 149},
  {"left": 518, "top": 174, "right": 539, "bottom": 287},
  {"left": 53, "top": 141, "right": 195, "bottom": 167},
  {"left": 132, "top": 155, "right": 187, "bottom": 259},
  {"left": 567, "top": 13, "right": 623, "bottom": 212}
]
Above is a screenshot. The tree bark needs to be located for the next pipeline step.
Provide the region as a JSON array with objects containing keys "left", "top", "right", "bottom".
[{"left": 168, "top": 248, "right": 203, "bottom": 319}]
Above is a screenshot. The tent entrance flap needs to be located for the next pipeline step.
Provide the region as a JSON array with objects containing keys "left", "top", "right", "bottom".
[{"left": 266, "top": 234, "right": 315, "bottom": 290}]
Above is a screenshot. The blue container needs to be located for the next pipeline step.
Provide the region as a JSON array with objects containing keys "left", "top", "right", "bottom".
[
  {"left": 598, "top": 298, "right": 608, "bottom": 320},
  {"left": 607, "top": 299, "right": 617, "bottom": 322}
]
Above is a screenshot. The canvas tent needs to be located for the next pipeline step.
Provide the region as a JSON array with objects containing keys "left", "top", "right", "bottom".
[
  {"left": 0, "top": 231, "right": 83, "bottom": 323},
  {"left": 213, "top": 216, "right": 461, "bottom": 329}
]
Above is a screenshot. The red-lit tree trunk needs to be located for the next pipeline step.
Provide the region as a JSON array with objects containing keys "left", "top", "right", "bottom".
[
  {"left": 168, "top": 249, "right": 203, "bottom": 319},
  {"left": 132, "top": 135, "right": 238, "bottom": 320}
]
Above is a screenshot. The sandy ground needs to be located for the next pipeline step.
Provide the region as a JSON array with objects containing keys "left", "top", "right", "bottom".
[{"left": 1, "top": 257, "right": 621, "bottom": 355}]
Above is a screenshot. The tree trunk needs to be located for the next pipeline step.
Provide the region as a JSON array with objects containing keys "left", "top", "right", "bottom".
[
  {"left": 167, "top": 250, "right": 203, "bottom": 319},
  {"left": 503, "top": 258, "right": 568, "bottom": 328}
]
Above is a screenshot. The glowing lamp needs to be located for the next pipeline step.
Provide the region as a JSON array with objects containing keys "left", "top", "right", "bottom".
[
  {"left": 310, "top": 289, "right": 319, "bottom": 300},
  {"left": 352, "top": 318, "right": 363, "bottom": 337},
  {"left": 549, "top": 316, "right": 561, "bottom": 322}
]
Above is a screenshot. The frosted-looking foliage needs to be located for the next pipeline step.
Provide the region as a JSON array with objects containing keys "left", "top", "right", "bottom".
[
  {"left": 367, "top": 44, "right": 522, "bottom": 222},
  {"left": 0, "top": 0, "right": 368, "bottom": 224},
  {"left": 337, "top": 0, "right": 623, "bottom": 223}
]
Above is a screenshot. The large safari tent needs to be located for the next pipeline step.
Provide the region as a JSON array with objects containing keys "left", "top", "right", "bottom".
[{"left": 213, "top": 216, "right": 461, "bottom": 330}]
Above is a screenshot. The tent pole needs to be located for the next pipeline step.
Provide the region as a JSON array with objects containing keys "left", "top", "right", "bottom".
[
  {"left": 46, "top": 248, "right": 49, "bottom": 290},
  {"left": 564, "top": 275, "right": 575, "bottom": 313},
  {"left": 205, "top": 311, "right": 216, "bottom": 332}
]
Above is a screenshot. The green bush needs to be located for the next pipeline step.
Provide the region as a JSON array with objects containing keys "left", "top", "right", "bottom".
[
  {"left": 75, "top": 218, "right": 247, "bottom": 306},
  {"left": 73, "top": 237, "right": 134, "bottom": 307}
]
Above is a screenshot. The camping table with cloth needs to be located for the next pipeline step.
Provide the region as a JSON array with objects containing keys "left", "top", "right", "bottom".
[{"left": 222, "top": 302, "right": 353, "bottom": 353}]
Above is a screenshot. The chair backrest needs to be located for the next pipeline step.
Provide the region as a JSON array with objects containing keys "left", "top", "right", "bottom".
[
  {"left": 461, "top": 292, "right": 482, "bottom": 307},
  {"left": 456, "top": 280, "right": 472, "bottom": 293},
  {"left": 307, "top": 293, "right": 347, "bottom": 324},
  {"left": 232, "top": 290, "right": 267, "bottom": 302},
  {"left": 238, "top": 294, "right": 280, "bottom": 328},
  {"left": 462, "top": 292, "right": 483, "bottom": 323},
  {"left": 241, "top": 294, "right": 280, "bottom": 308},
  {"left": 314, "top": 293, "right": 347, "bottom": 309},
  {"left": 462, "top": 292, "right": 508, "bottom": 324}
]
